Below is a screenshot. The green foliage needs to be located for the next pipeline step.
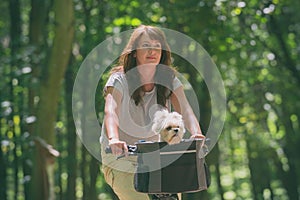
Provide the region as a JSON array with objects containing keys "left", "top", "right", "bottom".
[{"left": 0, "top": 0, "right": 299, "bottom": 199}]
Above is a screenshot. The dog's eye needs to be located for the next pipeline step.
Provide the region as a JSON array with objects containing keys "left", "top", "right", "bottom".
[{"left": 166, "top": 126, "right": 172, "bottom": 131}]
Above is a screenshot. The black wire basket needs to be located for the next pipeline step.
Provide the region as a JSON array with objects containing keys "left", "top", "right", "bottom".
[{"left": 134, "top": 139, "right": 211, "bottom": 194}]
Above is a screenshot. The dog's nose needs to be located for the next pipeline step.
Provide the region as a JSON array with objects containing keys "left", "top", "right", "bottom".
[{"left": 174, "top": 128, "right": 179, "bottom": 133}]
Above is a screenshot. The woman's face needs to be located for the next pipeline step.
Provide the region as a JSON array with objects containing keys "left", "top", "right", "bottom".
[{"left": 135, "top": 34, "right": 162, "bottom": 66}]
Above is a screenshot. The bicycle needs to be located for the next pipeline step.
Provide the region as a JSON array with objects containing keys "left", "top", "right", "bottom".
[{"left": 105, "top": 139, "right": 210, "bottom": 200}]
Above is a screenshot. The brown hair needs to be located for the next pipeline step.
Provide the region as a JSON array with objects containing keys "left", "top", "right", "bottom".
[{"left": 111, "top": 25, "right": 176, "bottom": 106}]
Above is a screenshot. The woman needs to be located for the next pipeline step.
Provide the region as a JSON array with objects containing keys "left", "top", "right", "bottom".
[{"left": 100, "top": 25, "right": 205, "bottom": 200}]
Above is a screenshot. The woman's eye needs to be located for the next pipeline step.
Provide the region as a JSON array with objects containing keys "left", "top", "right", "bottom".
[
  {"left": 139, "top": 43, "right": 161, "bottom": 50},
  {"left": 142, "top": 43, "right": 150, "bottom": 48}
]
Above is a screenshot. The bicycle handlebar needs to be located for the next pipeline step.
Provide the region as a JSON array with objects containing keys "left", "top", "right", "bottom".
[{"left": 105, "top": 138, "right": 210, "bottom": 159}]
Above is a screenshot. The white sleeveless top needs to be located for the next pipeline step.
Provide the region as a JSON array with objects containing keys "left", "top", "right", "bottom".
[{"left": 100, "top": 72, "right": 182, "bottom": 145}]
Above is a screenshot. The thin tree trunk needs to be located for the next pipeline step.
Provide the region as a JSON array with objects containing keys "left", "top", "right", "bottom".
[
  {"left": 89, "top": 157, "right": 100, "bottom": 200},
  {"left": 65, "top": 57, "right": 77, "bottom": 200},
  {"left": 277, "top": 104, "right": 299, "bottom": 200},
  {"left": 56, "top": 124, "right": 64, "bottom": 200},
  {"left": 9, "top": 0, "right": 22, "bottom": 199},
  {"left": 27, "top": 0, "right": 48, "bottom": 197},
  {"left": 0, "top": 116, "right": 7, "bottom": 200},
  {"left": 246, "top": 136, "right": 273, "bottom": 200},
  {"left": 81, "top": 147, "right": 88, "bottom": 200},
  {"left": 29, "top": 0, "right": 74, "bottom": 199},
  {"left": 210, "top": 144, "right": 224, "bottom": 200}
]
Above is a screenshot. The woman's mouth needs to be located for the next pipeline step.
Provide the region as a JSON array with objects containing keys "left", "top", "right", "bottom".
[{"left": 146, "top": 56, "right": 156, "bottom": 60}]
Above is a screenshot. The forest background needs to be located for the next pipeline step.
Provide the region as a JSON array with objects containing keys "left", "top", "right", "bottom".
[{"left": 0, "top": 0, "right": 299, "bottom": 200}]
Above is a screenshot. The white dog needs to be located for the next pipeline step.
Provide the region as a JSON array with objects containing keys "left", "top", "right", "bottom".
[{"left": 152, "top": 110, "right": 185, "bottom": 145}]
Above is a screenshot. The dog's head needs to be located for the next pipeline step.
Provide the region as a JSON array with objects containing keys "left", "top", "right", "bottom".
[{"left": 152, "top": 110, "right": 185, "bottom": 145}]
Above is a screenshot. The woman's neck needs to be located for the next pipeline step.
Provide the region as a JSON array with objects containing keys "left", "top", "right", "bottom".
[
  {"left": 139, "top": 72, "right": 155, "bottom": 92},
  {"left": 142, "top": 83, "right": 155, "bottom": 92}
]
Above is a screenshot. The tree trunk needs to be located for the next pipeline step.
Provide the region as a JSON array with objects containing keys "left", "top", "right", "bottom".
[
  {"left": 27, "top": 0, "right": 48, "bottom": 198},
  {"left": 65, "top": 57, "right": 77, "bottom": 200},
  {"left": 9, "top": 0, "right": 22, "bottom": 199},
  {"left": 246, "top": 135, "right": 273, "bottom": 200},
  {"left": 0, "top": 121, "right": 7, "bottom": 200},
  {"left": 89, "top": 157, "right": 100, "bottom": 200},
  {"left": 277, "top": 104, "right": 299, "bottom": 200},
  {"left": 29, "top": 0, "right": 74, "bottom": 199}
]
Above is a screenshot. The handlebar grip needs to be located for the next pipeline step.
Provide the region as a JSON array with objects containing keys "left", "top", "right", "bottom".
[{"left": 105, "top": 145, "right": 137, "bottom": 154}]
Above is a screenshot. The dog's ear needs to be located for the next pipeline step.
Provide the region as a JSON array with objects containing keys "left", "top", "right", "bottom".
[
  {"left": 172, "top": 112, "right": 186, "bottom": 133},
  {"left": 153, "top": 110, "right": 169, "bottom": 121},
  {"left": 152, "top": 121, "right": 162, "bottom": 134},
  {"left": 171, "top": 111, "right": 182, "bottom": 119},
  {"left": 152, "top": 110, "right": 168, "bottom": 134}
]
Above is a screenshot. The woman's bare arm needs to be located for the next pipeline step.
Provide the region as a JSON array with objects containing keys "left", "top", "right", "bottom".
[
  {"left": 170, "top": 86, "right": 205, "bottom": 138},
  {"left": 104, "top": 87, "right": 128, "bottom": 155}
]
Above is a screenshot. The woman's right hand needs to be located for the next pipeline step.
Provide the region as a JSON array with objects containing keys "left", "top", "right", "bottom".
[{"left": 108, "top": 138, "right": 128, "bottom": 156}]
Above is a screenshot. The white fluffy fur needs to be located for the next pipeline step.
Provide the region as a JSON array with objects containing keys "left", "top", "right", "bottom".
[{"left": 152, "top": 110, "right": 185, "bottom": 145}]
